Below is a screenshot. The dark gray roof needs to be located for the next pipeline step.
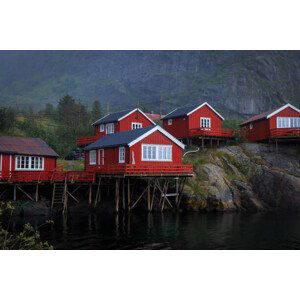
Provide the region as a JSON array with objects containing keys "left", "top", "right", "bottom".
[
  {"left": 85, "top": 126, "right": 156, "bottom": 150},
  {"left": 93, "top": 109, "right": 135, "bottom": 126},
  {"left": 162, "top": 102, "right": 206, "bottom": 120}
]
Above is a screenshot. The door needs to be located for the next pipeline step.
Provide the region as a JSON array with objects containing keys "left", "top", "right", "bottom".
[{"left": 98, "top": 149, "right": 104, "bottom": 166}]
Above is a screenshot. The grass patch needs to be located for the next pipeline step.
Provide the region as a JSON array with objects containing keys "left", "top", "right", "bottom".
[{"left": 57, "top": 159, "right": 84, "bottom": 171}]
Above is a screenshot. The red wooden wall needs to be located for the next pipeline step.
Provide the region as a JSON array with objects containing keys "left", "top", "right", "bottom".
[
  {"left": 163, "top": 104, "right": 223, "bottom": 138},
  {"left": 93, "top": 110, "right": 153, "bottom": 139},
  {"left": 269, "top": 106, "right": 300, "bottom": 129},
  {"left": 0, "top": 154, "right": 57, "bottom": 180}
]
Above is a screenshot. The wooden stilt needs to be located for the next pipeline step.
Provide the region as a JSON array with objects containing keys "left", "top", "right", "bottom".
[
  {"left": 150, "top": 180, "right": 157, "bottom": 211},
  {"left": 175, "top": 177, "right": 179, "bottom": 206},
  {"left": 17, "top": 185, "right": 35, "bottom": 202},
  {"left": 177, "top": 177, "right": 187, "bottom": 209},
  {"left": 210, "top": 138, "right": 213, "bottom": 148},
  {"left": 88, "top": 184, "right": 92, "bottom": 207},
  {"left": 127, "top": 178, "right": 131, "bottom": 211},
  {"left": 94, "top": 178, "right": 101, "bottom": 207},
  {"left": 35, "top": 183, "right": 39, "bottom": 202},
  {"left": 122, "top": 178, "right": 125, "bottom": 210},
  {"left": 201, "top": 138, "right": 204, "bottom": 150},
  {"left": 147, "top": 180, "right": 151, "bottom": 211},
  {"left": 13, "top": 184, "right": 16, "bottom": 201},
  {"left": 217, "top": 139, "right": 220, "bottom": 147},
  {"left": 63, "top": 182, "right": 68, "bottom": 214},
  {"left": 115, "top": 179, "right": 120, "bottom": 212}
]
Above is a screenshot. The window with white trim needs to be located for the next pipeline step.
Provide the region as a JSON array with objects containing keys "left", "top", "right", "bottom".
[
  {"left": 119, "top": 147, "right": 125, "bottom": 163},
  {"left": 15, "top": 156, "right": 44, "bottom": 171},
  {"left": 249, "top": 123, "right": 253, "bottom": 130},
  {"left": 168, "top": 119, "right": 173, "bottom": 125},
  {"left": 100, "top": 124, "right": 105, "bottom": 132},
  {"left": 106, "top": 123, "right": 114, "bottom": 134},
  {"left": 132, "top": 122, "right": 142, "bottom": 130},
  {"left": 89, "top": 150, "right": 96, "bottom": 165},
  {"left": 142, "top": 144, "right": 172, "bottom": 161},
  {"left": 200, "top": 117, "right": 211, "bottom": 128},
  {"left": 277, "top": 117, "right": 300, "bottom": 128}
]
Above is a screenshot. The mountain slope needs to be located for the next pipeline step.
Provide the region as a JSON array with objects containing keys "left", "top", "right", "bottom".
[{"left": 0, "top": 50, "right": 299, "bottom": 117}]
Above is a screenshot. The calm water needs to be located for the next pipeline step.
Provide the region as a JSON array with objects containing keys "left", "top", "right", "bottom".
[{"left": 17, "top": 210, "right": 300, "bottom": 250}]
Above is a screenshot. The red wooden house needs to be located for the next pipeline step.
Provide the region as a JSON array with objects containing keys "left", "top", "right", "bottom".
[
  {"left": 84, "top": 125, "right": 193, "bottom": 175},
  {"left": 162, "top": 102, "right": 233, "bottom": 140},
  {"left": 240, "top": 103, "right": 300, "bottom": 142},
  {"left": 77, "top": 108, "right": 155, "bottom": 146},
  {"left": 0, "top": 136, "right": 59, "bottom": 182}
]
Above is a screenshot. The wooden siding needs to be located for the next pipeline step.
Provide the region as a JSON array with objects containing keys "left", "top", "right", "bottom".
[
  {"left": 162, "top": 118, "right": 189, "bottom": 138},
  {"left": 269, "top": 106, "right": 300, "bottom": 129}
]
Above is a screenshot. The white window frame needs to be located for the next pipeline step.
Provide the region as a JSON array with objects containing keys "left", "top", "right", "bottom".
[
  {"left": 98, "top": 149, "right": 104, "bottom": 165},
  {"left": 131, "top": 122, "right": 142, "bottom": 130},
  {"left": 89, "top": 150, "right": 96, "bottom": 165},
  {"left": 200, "top": 117, "right": 211, "bottom": 128},
  {"left": 141, "top": 144, "right": 172, "bottom": 162},
  {"left": 99, "top": 124, "right": 105, "bottom": 132},
  {"left": 15, "top": 156, "right": 44, "bottom": 171},
  {"left": 168, "top": 119, "right": 173, "bottom": 125},
  {"left": 249, "top": 123, "right": 253, "bottom": 130},
  {"left": 119, "top": 147, "right": 125, "bottom": 163},
  {"left": 106, "top": 123, "right": 114, "bottom": 134},
  {"left": 277, "top": 117, "right": 300, "bottom": 128}
]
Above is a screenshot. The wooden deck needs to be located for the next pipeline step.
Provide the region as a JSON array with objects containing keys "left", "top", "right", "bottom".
[
  {"left": 270, "top": 128, "right": 300, "bottom": 139},
  {"left": 189, "top": 128, "right": 234, "bottom": 138},
  {"left": 76, "top": 135, "right": 98, "bottom": 146}
]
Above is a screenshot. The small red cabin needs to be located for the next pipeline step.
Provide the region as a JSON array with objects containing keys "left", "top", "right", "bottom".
[
  {"left": 77, "top": 108, "right": 155, "bottom": 146},
  {"left": 84, "top": 125, "right": 193, "bottom": 175},
  {"left": 162, "top": 102, "right": 233, "bottom": 140},
  {"left": 240, "top": 103, "right": 300, "bottom": 142},
  {"left": 0, "top": 136, "right": 59, "bottom": 182}
]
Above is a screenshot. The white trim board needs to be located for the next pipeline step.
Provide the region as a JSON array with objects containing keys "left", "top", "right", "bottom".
[
  {"left": 187, "top": 102, "right": 225, "bottom": 120},
  {"left": 267, "top": 103, "right": 300, "bottom": 119},
  {"left": 118, "top": 108, "right": 156, "bottom": 125},
  {"left": 128, "top": 125, "right": 185, "bottom": 149}
]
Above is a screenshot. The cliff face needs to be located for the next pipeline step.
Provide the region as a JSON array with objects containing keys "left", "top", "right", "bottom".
[
  {"left": 183, "top": 143, "right": 300, "bottom": 212},
  {"left": 0, "top": 51, "right": 299, "bottom": 118}
]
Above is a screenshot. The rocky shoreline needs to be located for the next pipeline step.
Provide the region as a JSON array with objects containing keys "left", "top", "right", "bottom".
[{"left": 183, "top": 143, "right": 300, "bottom": 212}]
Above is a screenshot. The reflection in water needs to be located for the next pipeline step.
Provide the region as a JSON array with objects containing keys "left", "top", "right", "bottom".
[{"left": 11, "top": 210, "right": 300, "bottom": 249}]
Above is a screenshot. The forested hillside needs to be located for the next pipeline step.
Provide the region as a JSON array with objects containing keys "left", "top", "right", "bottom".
[{"left": 0, "top": 50, "right": 299, "bottom": 118}]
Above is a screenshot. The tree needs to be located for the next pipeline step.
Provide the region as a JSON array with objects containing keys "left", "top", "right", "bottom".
[
  {"left": 44, "top": 103, "right": 56, "bottom": 118},
  {"left": 0, "top": 107, "right": 16, "bottom": 133},
  {"left": 91, "top": 100, "right": 102, "bottom": 122}
]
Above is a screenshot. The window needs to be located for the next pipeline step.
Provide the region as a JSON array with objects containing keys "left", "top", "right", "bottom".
[
  {"left": 200, "top": 117, "right": 211, "bottom": 128},
  {"left": 132, "top": 122, "right": 142, "bottom": 130},
  {"left": 100, "top": 124, "right": 105, "bottom": 132},
  {"left": 106, "top": 123, "right": 114, "bottom": 134},
  {"left": 15, "top": 156, "right": 44, "bottom": 171},
  {"left": 89, "top": 150, "right": 96, "bottom": 165},
  {"left": 168, "top": 119, "right": 173, "bottom": 125},
  {"left": 277, "top": 117, "right": 300, "bottom": 128},
  {"left": 249, "top": 123, "right": 253, "bottom": 130},
  {"left": 142, "top": 144, "right": 172, "bottom": 161},
  {"left": 119, "top": 147, "right": 125, "bottom": 163}
]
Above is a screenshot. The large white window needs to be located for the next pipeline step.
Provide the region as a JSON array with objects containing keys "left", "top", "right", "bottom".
[
  {"left": 89, "top": 150, "right": 96, "bottom": 165},
  {"left": 200, "top": 117, "right": 211, "bottom": 128},
  {"left": 100, "top": 124, "right": 105, "bottom": 132},
  {"left": 119, "top": 147, "right": 125, "bottom": 163},
  {"left": 277, "top": 117, "right": 300, "bottom": 128},
  {"left": 132, "top": 122, "right": 142, "bottom": 130},
  {"left": 106, "top": 123, "right": 114, "bottom": 134},
  {"left": 142, "top": 144, "right": 172, "bottom": 161},
  {"left": 15, "top": 156, "right": 44, "bottom": 171}
]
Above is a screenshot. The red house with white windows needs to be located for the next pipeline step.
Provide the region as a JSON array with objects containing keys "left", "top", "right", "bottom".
[
  {"left": 0, "top": 136, "right": 59, "bottom": 182},
  {"left": 77, "top": 108, "right": 155, "bottom": 146},
  {"left": 84, "top": 125, "right": 193, "bottom": 175},
  {"left": 240, "top": 103, "right": 300, "bottom": 142},
  {"left": 162, "top": 102, "right": 233, "bottom": 140}
]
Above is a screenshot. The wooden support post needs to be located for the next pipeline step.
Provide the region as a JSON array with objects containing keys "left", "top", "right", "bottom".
[
  {"left": 201, "top": 138, "right": 204, "bottom": 150},
  {"left": 177, "top": 177, "right": 187, "bottom": 209},
  {"left": 51, "top": 183, "right": 56, "bottom": 210},
  {"left": 210, "top": 138, "right": 213, "bottom": 148},
  {"left": 175, "top": 177, "right": 179, "bottom": 206},
  {"left": 150, "top": 180, "right": 157, "bottom": 211},
  {"left": 217, "top": 139, "right": 220, "bottom": 147},
  {"left": 122, "top": 178, "right": 125, "bottom": 210},
  {"left": 13, "top": 184, "right": 17, "bottom": 201},
  {"left": 88, "top": 184, "right": 92, "bottom": 207},
  {"left": 17, "top": 185, "right": 35, "bottom": 202},
  {"left": 275, "top": 139, "right": 278, "bottom": 154},
  {"left": 147, "top": 179, "right": 151, "bottom": 211},
  {"left": 127, "top": 178, "right": 131, "bottom": 211},
  {"left": 115, "top": 179, "right": 120, "bottom": 212},
  {"left": 63, "top": 183, "right": 68, "bottom": 214},
  {"left": 94, "top": 178, "right": 101, "bottom": 207},
  {"left": 35, "top": 183, "right": 39, "bottom": 202}
]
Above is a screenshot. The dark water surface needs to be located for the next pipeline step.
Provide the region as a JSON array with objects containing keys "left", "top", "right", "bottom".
[{"left": 13, "top": 210, "right": 300, "bottom": 250}]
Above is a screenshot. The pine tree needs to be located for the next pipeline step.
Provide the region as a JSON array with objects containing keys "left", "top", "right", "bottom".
[{"left": 91, "top": 100, "right": 102, "bottom": 122}]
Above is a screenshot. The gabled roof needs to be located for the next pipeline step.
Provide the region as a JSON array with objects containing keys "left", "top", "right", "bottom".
[
  {"left": 162, "top": 101, "right": 224, "bottom": 120},
  {"left": 0, "top": 136, "right": 59, "bottom": 157},
  {"left": 92, "top": 108, "right": 156, "bottom": 126},
  {"left": 241, "top": 103, "right": 300, "bottom": 125},
  {"left": 85, "top": 125, "right": 185, "bottom": 151}
]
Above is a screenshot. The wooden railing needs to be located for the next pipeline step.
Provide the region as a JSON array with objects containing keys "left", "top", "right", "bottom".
[
  {"left": 76, "top": 135, "right": 98, "bottom": 146},
  {"left": 93, "top": 164, "right": 194, "bottom": 175},
  {"left": 270, "top": 128, "right": 300, "bottom": 138},
  {"left": 189, "top": 128, "right": 234, "bottom": 138}
]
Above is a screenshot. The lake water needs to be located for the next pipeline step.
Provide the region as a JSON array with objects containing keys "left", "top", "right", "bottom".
[{"left": 22, "top": 210, "right": 300, "bottom": 250}]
